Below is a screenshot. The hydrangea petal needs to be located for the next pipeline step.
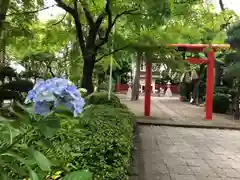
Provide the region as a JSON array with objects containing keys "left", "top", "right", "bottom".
[
  {"left": 25, "top": 77, "right": 85, "bottom": 117},
  {"left": 34, "top": 101, "right": 51, "bottom": 116}
]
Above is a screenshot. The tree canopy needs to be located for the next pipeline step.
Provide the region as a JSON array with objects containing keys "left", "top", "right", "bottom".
[{"left": 0, "top": 0, "right": 238, "bottom": 93}]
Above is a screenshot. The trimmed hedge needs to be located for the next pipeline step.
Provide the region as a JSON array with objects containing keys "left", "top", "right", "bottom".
[
  {"left": 12, "top": 92, "right": 134, "bottom": 179},
  {"left": 78, "top": 105, "right": 134, "bottom": 179},
  {"left": 85, "top": 91, "right": 128, "bottom": 109},
  {"left": 39, "top": 104, "right": 134, "bottom": 180},
  {"left": 213, "top": 93, "right": 230, "bottom": 114}
]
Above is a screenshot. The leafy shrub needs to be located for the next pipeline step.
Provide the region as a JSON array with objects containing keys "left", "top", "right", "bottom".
[
  {"left": 0, "top": 78, "right": 134, "bottom": 180},
  {"left": 42, "top": 105, "right": 134, "bottom": 180},
  {"left": 78, "top": 105, "right": 134, "bottom": 179},
  {"left": 0, "top": 77, "right": 89, "bottom": 180},
  {"left": 213, "top": 93, "right": 230, "bottom": 113},
  {"left": 85, "top": 91, "right": 127, "bottom": 109},
  {"left": 215, "top": 86, "right": 229, "bottom": 94}
]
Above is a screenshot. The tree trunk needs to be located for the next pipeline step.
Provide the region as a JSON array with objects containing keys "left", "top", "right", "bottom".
[
  {"left": 0, "top": 0, "right": 10, "bottom": 35},
  {"left": 0, "top": 29, "right": 5, "bottom": 64},
  {"left": 81, "top": 54, "right": 95, "bottom": 94},
  {"left": 131, "top": 51, "right": 141, "bottom": 101}
]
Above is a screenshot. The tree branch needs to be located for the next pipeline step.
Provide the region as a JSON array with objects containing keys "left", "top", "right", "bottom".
[
  {"left": 72, "top": 0, "right": 86, "bottom": 53},
  {"left": 95, "top": 44, "right": 130, "bottom": 62},
  {"left": 48, "top": 12, "right": 67, "bottom": 27},
  {"left": 55, "top": 0, "right": 75, "bottom": 15},
  {"left": 6, "top": 4, "right": 56, "bottom": 16},
  {"left": 79, "top": 0, "right": 94, "bottom": 27},
  {"left": 219, "top": 0, "right": 225, "bottom": 11},
  {"left": 218, "top": 0, "right": 232, "bottom": 31},
  {"left": 96, "top": 5, "right": 138, "bottom": 48}
]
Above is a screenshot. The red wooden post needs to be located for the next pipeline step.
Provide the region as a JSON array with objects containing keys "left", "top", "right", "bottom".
[
  {"left": 144, "top": 60, "right": 152, "bottom": 116},
  {"left": 205, "top": 50, "right": 215, "bottom": 120}
]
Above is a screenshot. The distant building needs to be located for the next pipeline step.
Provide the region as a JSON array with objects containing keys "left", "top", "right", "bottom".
[{"left": 131, "top": 59, "right": 165, "bottom": 93}]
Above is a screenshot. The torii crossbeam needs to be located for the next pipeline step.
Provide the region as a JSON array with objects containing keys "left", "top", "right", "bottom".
[{"left": 144, "top": 44, "right": 230, "bottom": 120}]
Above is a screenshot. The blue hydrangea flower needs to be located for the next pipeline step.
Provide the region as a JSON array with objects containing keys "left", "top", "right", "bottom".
[{"left": 25, "top": 78, "right": 85, "bottom": 117}]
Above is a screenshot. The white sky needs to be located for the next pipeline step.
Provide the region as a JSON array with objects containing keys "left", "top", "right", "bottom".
[
  {"left": 213, "top": 0, "right": 240, "bottom": 13},
  {"left": 38, "top": 0, "right": 64, "bottom": 21},
  {"left": 38, "top": 0, "right": 240, "bottom": 21}
]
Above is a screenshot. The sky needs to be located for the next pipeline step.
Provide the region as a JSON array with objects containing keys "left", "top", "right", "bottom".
[
  {"left": 213, "top": 0, "right": 240, "bottom": 13},
  {"left": 38, "top": 0, "right": 64, "bottom": 21}
]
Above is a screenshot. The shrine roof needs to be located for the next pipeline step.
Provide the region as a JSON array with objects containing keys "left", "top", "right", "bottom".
[{"left": 168, "top": 44, "right": 230, "bottom": 52}]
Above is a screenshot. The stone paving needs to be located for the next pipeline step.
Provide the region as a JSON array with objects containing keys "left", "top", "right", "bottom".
[
  {"left": 140, "top": 125, "right": 240, "bottom": 180},
  {"left": 118, "top": 94, "right": 240, "bottom": 128}
]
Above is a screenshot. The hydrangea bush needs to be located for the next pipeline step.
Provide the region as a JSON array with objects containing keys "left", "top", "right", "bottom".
[{"left": 24, "top": 78, "right": 85, "bottom": 117}]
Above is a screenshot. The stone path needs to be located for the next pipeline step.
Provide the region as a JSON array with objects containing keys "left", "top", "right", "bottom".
[
  {"left": 118, "top": 94, "right": 240, "bottom": 129},
  {"left": 140, "top": 125, "right": 240, "bottom": 180}
]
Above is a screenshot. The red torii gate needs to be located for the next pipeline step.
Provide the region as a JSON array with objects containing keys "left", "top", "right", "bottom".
[{"left": 144, "top": 44, "right": 230, "bottom": 120}]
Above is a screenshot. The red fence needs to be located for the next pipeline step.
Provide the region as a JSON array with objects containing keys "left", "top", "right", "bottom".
[
  {"left": 115, "top": 84, "right": 179, "bottom": 93},
  {"left": 116, "top": 83, "right": 129, "bottom": 92}
]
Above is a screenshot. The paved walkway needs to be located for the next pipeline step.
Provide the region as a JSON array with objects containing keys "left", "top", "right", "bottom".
[
  {"left": 140, "top": 125, "right": 240, "bottom": 180},
  {"left": 118, "top": 94, "right": 240, "bottom": 129},
  {"left": 120, "top": 95, "right": 240, "bottom": 179}
]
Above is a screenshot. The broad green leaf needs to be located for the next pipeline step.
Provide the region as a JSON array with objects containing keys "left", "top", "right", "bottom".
[
  {"left": 1, "top": 152, "right": 27, "bottom": 164},
  {"left": 28, "top": 167, "right": 39, "bottom": 180},
  {"left": 38, "top": 123, "right": 57, "bottom": 138},
  {"left": 30, "top": 149, "right": 51, "bottom": 171},
  {"left": 46, "top": 118, "right": 61, "bottom": 129},
  {"left": 63, "top": 170, "right": 92, "bottom": 180}
]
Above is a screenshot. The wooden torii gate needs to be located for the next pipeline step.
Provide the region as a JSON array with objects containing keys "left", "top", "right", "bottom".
[{"left": 144, "top": 44, "right": 230, "bottom": 120}]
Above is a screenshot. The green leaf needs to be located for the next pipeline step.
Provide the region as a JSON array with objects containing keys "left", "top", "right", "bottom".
[
  {"left": 1, "top": 152, "right": 27, "bottom": 164},
  {"left": 38, "top": 123, "right": 57, "bottom": 138},
  {"left": 63, "top": 170, "right": 92, "bottom": 180},
  {"left": 0, "top": 171, "right": 8, "bottom": 180},
  {"left": 30, "top": 149, "right": 51, "bottom": 171},
  {"left": 39, "top": 139, "right": 54, "bottom": 149},
  {"left": 28, "top": 167, "right": 39, "bottom": 180},
  {"left": 46, "top": 118, "right": 61, "bottom": 129}
]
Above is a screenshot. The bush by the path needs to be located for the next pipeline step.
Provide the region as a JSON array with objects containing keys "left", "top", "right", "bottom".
[
  {"left": 39, "top": 104, "right": 134, "bottom": 180},
  {"left": 78, "top": 105, "right": 134, "bottom": 179},
  {"left": 2, "top": 90, "right": 133, "bottom": 179},
  {"left": 213, "top": 93, "right": 230, "bottom": 113},
  {"left": 85, "top": 91, "right": 128, "bottom": 109}
]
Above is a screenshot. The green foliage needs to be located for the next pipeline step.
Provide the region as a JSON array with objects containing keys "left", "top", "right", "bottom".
[
  {"left": 31, "top": 104, "right": 134, "bottom": 180},
  {"left": 0, "top": 104, "right": 56, "bottom": 179},
  {"left": 215, "top": 86, "right": 229, "bottom": 94},
  {"left": 0, "top": 104, "right": 91, "bottom": 180},
  {"left": 77, "top": 105, "right": 134, "bottom": 180},
  {"left": 213, "top": 93, "right": 230, "bottom": 114},
  {"left": 63, "top": 170, "right": 92, "bottom": 180},
  {"left": 85, "top": 92, "right": 128, "bottom": 109}
]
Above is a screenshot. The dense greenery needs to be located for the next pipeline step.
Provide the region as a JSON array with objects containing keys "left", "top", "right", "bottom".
[
  {"left": 0, "top": 92, "right": 134, "bottom": 179},
  {"left": 213, "top": 93, "right": 230, "bottom": 113},
  {"left": 1, "top": 0, "right": 240, "bottom": 179},
  {"left": 85, "top": 91, "right": 128, "bottom": 109}
]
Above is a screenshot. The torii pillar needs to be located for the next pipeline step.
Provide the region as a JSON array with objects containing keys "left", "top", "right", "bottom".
[
  {"left": 144, "top": 60, "right": 152, "bottom": 116},
  {"left": 205, "top": 50, "right": 215, "bottom": 120}
]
